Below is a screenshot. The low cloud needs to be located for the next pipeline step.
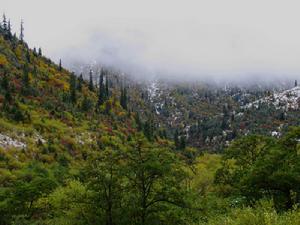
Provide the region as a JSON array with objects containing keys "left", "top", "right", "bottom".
[{"left": 3, "top": 0, "right": 300, "bottom": 84}]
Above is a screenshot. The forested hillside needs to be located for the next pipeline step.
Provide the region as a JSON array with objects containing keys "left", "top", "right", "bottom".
[{"left": 1, "top": 15, "right": 300, "bottom": 225}]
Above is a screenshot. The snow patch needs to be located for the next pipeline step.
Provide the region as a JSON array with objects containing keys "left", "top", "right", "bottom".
[
  {"left": 242, "top": 86, "right": 300, "bottom": 110},
  {"left": 0, "top": 133, "right": 26, "bottom": 149}
]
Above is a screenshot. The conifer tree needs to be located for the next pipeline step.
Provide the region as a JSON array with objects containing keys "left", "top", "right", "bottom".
[
  {"left": 7, "top": 20, "right": 11, "bottom": 33},
  {"left": 134, "top": 112, "right": 143, "bottom": 131},
  {"left": 33, "top": 47, "right": 37, "bottom": 56},
  {"left": 23, "top": 64, "right": 30, "bottom": 86},
  {"left": 20, "top": 19, "right": 24, "bottom": 41},
  {"left": 105, "top": 75, "right": 109, "bottom": 99},
  {"left": 26, "top": 49, "right": 31, "bottom": 63},
  {"left": 1, "top": 73, "right": 9, "bottom": 91},
  {"left": 77, "top": 73, "right": 83, "bottom": 91},
  {"left": 59, "top": 59, "right": 62, "bottom": 71},
  {"left": 7, "top": 19, "right": 12, "bottom": 40},
  {"left": 179, "top": 136, "right": 186, "bottom": 150},
  {"left": 174, "top": 129, "right": 179, "bottom": 149},
  {"left": 0, "top": 73, "right": 12, "bottom": 109},
  {"left": 21, "top": 63, "right": 30, "bottom": 95},
  {"left": 2, "top": 14, "right": 7, "bottom": 31},
  {"left": 81, "top": 96, "right": 92, "bottom": 112},
  {"left": 69, "top": 73, "right": 77, "bottom": 104},
  {"left": 38, "top": 47, "right": 42, "bottom": 56},
  {"left": 32, "top": 65, "right": 37, "bottom": 77},
  {"left": 143, "top": 119, "right": 154, "bottom": 140},
  {"left": 88, "top": 69, "right": 94, "bottom": 91},
  {"left": 98, "top": 69, "right": 105, "bottom": 106},
  {"left": 295, "top": 80, "right": 298, "bottom": 87},
  {"left": 120, "top": 87, "right": 128, "bottom": 110}
]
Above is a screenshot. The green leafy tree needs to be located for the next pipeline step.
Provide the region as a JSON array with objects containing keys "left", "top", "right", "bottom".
[
  {"left": 123, "top": 135, "right": 191, "bottom": 225},
  {"left": 0, "top": 163, "right": 57, "bottom": 225},
  {"left": 46, "top": 180, "right": 92, "bottom": 225},
  {"left": 84, "top": 145, "right": 125, "bottom": 225},
  {"left": 216, "top": 129, "right": 300, "bottom": 211}
]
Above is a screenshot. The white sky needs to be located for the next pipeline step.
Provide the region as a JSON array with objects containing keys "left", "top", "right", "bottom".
[{"left": 2, "top": 0, "right": 300, "bottom": 81}]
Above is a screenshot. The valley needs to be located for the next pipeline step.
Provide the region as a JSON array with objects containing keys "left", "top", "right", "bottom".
[{"left": 0, "top": 12, "right": 300, "bottom": 225}]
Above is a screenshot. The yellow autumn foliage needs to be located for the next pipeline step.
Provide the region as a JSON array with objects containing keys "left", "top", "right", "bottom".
[{"left": 0, "top": 54, "right": 8, "bottom": 66}]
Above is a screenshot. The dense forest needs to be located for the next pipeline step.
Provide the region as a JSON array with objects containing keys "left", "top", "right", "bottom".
[{"left": 1, "top": 15, "right": 300, "bottom": 225}]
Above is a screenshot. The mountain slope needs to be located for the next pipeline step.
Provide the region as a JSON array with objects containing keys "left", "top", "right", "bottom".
[{"left": 243, "top": 86, "right": 300, "bottom": 110}]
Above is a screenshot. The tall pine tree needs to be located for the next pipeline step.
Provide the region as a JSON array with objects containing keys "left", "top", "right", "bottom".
[
  {"left": 21, "top": 63, "right": 30, "bottom": 95},
  {"left": 88, "top": 69, "right": 94, "bottom": 91},
  {"left": 120, "top": 87, "right": 128, "bottom": 110},
  {"left": 69, "top": 73, "right": 77, "bottom": 104},
  {"left": 77, "top": 73, "right": 83, "bottom": 91},
  {"left": 20, "top": 19, "right": 24, "bottom": 42},
  {"left": 98, "top": 69, "right": 105, "bottom": 106},
  {"left": 174, "top": 129, "right": 180, "bottom": 149},
  {"left": 105, "top": 75, "right": 109, "bottom": 99},
  {"left": 59, "top": 59, "right": 62, "bottom": 71},
  {"left": 38, "top": 47, "right": 42, "bottom": 56},
  {"left": 2, "top": 14, "right": 7, "bottom": 31}
]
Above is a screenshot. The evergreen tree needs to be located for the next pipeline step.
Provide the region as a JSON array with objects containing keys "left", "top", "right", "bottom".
[
  {"left": 120, "top": 87, "right": 128, "bottom": 110},
  {"left": 143, "top": 119, "right": 154, "bottom": 140},
  {"left": 20, "top": 19, "right": 24, "bottom": 41},
  {"left": 4, "top": 89, "right": 12, "bottom": 107},
  {"left": 98, "top": 69, "right": 105, "bottom": 106},
  {"left": 1, "top": 74, "right": 12, "bottom": 108},
  {"left": 7, "top": 19, "right": 11, "bottom": 33},
  {"left": 69, "top": 73, "right": 77, "bottom": 104},
  {"left": 88, "top": 69, "right": 94, "bottom": 91},
  {"left": 7, "top": 19, "right": 12, "bottom": 40},
  {"left": 105, "top": 75, "right": 109, "bottom": 99},
  {"left": 221, "top": 118, "right": 226, "bottom": 130},
  {"left": 77, "top": 73, "right": 83, "bottom": 91},
  {"left": 81, "top": 96, "right": 93, "bottom": 112},
  {"left": 174, "top": 129, "right": 180, "bottom": 149},
  {"left": 179, "top": 136, "right": 186, "bottom": 150},
  {"left": 2, "top": 14, "right": 7, "bottom": 31},
  {"left": 21, "top": 63, "right": 30, "bottom": 95},
  {"left": 33, "top": 65, "right": 37, "bottom": 77},
  {"left": 295, "top": 80, "right": 298, "bottom": 87},
  {"left": 33, "top": 47, "right": 37, "bottom": 56},
  {"left": 26, "top": 49, "right": 31, "bottom": 63},
  {"left": 59, "top": 59, "right": 62, "bottom": 71},
  {"left": 38, "top": 47, "right": 42, "bottom": 56},
  {"left": 1, "top": 73, "right": 9, "bottom": 91},
  {"left": 134, "top": 112, "right": 143, "bottom": 131}
]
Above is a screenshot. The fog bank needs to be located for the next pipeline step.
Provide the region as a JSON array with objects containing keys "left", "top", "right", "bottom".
[{"left": 3, "top": 0, "right": 300, "bottom": 83}]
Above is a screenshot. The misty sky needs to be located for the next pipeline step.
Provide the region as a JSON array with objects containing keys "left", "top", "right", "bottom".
[{"left": 2, "top": 0, "right": 300, "bottom": 81}]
